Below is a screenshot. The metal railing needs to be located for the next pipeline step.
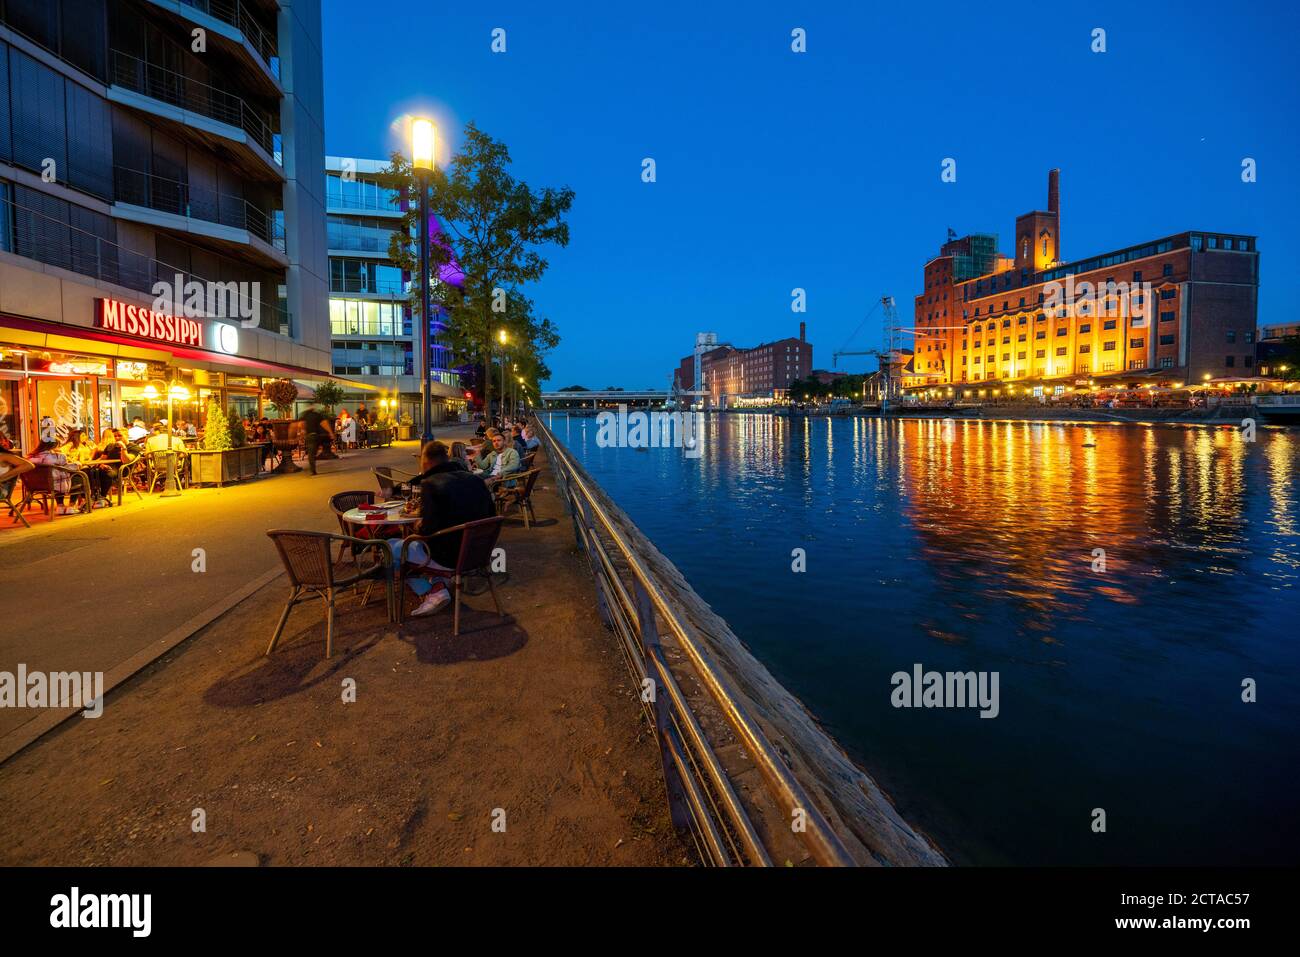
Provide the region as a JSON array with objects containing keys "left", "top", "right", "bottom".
[
  {"left": 178, "top": 0, "right": 281, "bottom": 79},
  {"left": 0, "top": 189, "right": 292, "bottom": 337},
  {"left": 533, "top": 416, "right": 856, "bottom": 866},
  {"left": 113, "top": 165, "right": 285, "bottom": 251},
  {"left": 109, "top": 49, "right": 278, "bottom": 160}
]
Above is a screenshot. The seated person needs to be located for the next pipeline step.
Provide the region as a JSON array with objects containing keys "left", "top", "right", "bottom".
[
  {"left": 472, "top": 431, "right": 520, "bottom": 485},
  {"left": 522, "top": 426, "right": 541, "bottom": 453},
  {"left": 0, "top": 448, "right": 35, "bottom": 507},
  {"left": 448, "top": 442, "right": 472, "bottom": 471},
  {"left": 126, "top": 418, "right": 149, "bottom": 443},
  {"left": 58, "top": 429, "right": 94, "bottom": 466},
  {"left": 26, "top": 440, "right": 76, "bottom": 513},
  {"left": 393, "top": 441, "right": 497, "bottom": 617},
  {"left": 510, "top": 425, "right": 528, "bottom": 459}
]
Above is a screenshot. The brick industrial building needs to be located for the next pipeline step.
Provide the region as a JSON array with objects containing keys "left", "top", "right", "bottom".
[
  {"left": 673, "top": 323, "right": 812, "bottom": 407},
  {"left": 908, "top": 170, "right": 1259, "bottom": 394}
]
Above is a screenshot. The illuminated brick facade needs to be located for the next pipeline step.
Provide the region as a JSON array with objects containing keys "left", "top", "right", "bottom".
[{"left": 909, "top": 171, "right": 1259, "bottom": 393}]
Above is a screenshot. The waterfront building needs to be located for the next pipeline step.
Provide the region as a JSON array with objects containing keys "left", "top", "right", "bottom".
[
  {"left": 324, "top": 156, "right": 464, "bottom": 427},
  {"left": 907, "top": 170, "right": 1260, "bottom": 396},
  {"left": 0, "top": 0, "right": 340, "bottom": 448},
  {"left": 673, "top": 323, "right": 812, "bottom": 407}
]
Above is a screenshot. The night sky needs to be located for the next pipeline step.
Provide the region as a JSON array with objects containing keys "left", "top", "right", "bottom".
[{"left": 321, "top": 0, "right": 1299, "bottom": 389}]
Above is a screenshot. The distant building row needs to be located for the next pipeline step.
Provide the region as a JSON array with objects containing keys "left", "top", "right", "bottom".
[{"left": 673, "top": 323, "right": 812, "bottom": 407}]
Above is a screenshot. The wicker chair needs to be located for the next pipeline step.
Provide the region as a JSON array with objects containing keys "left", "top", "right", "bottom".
[
  {"left": 19, "top": 464, "right": 91, "bottom": 519},
  {"left": 328, "top": 490, "right": 376, "bottom": 565},
  {"left": 372, "top": 466, "right": 416, "bottom": 500},
  {"left": 397, "top": 515, "right": 507, "bottom": 635},
  {"left": 496, "top": 468, "right": 541, "bottom": 529},
  {"left": 265, "top": 529, "right": 395, "bottom": 658}
]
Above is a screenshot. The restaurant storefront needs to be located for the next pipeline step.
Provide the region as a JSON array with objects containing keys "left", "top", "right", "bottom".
[{"left": 1, "top": 301, "right": 371, "bottom": 452}]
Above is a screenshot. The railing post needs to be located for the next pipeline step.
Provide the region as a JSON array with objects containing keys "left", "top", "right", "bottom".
[
  {"left": 633, "top": 578, "right": 691, "bottom": 832},
  {"left": 573, "top": 492, "right": 613, "bottom": 630}
]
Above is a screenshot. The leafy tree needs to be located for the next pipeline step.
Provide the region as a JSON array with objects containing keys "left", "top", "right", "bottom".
[
  {"left": 378, "top": 123, "right": 573, "bottom": 415},
  {"left": 264, "top": 378, "right": 298, "bottom": 419},
  {"left": 227, "top": 407, "right": 247, "bottom": 447},
  {"left": 202, "top": 400, "right": 232, "bottom": 451},
  {"left": 313, "top": 380, "right": 345, "bottom": 413}
]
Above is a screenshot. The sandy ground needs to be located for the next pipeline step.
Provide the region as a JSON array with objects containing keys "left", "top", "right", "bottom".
[{"left": 0, "top": 447, "right": 690, "bottom": 866}]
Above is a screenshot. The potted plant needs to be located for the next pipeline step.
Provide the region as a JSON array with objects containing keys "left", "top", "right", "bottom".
[
  {"left": 264, "top": 378, "right": 299, "bottom": 420},
  {"left": 189, "top": 401, "right": 262, "bottom": 486},
  {"left": 397, "top": 411, "right": 414, "bottom": 441}
]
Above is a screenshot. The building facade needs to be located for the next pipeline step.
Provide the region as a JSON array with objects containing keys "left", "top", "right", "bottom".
[
  {"left": 908, "top": 170, "right": 1260, "bottom": 395},
  {"left": 0, "top": 0, "right": 338, "bottom": 448},
  {"left": 324, "top": 156, "right": 463, "bottom": 426},
  {"left": 673, "top": 323, "right": 813, "bottom": 407}
]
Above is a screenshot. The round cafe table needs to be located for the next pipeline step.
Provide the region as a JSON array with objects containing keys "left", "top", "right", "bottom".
[{"left": 343, "top": 505, "right": 420, "bottom": 529}]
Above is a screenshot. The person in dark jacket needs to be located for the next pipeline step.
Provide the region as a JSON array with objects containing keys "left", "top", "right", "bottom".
[{"left": 397, "top": 440, "right": 496, "bottom": 617}]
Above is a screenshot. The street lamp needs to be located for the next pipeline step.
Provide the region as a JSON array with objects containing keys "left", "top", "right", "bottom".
[
  {"left": 411, "top": 117, "right": 436, "bottom": 442},
  {"left": 497, "top": 328, "right": 508, "bottom": 421}
]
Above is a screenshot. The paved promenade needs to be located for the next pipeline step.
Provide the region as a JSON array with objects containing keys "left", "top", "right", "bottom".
[{"left": 0, "top": 440, "right": 686, "bottom": 865}]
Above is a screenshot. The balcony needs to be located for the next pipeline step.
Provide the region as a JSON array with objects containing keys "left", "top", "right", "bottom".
[
  {"left": 178, "top": 0, "right": 280, "bottom": 81},
  {"left": 109, "top": 49, "right": 282, "bottom": 179},
  {"left": 1, "top": 187, "right": 292, "bottom": 337},
  {"left": 113, "top": 165, "right": 287, "bottom": 268}
]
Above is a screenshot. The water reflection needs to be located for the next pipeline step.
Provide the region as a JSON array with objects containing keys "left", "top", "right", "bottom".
[{"left": 550, "top": 412, "right": 1300, "bottom": 864}]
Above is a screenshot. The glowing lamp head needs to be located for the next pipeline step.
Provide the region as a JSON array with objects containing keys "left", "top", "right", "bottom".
[
  {"left": 411, "top": 119, "right": 436, "bottom": 171},
  {"left": 497, "top": 329, "right": 508, "bottom": 345}
]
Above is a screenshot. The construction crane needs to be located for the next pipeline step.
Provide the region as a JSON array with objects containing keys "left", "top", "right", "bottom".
[{"left": 832, "top": 296, "right": 906, "bottom": 408}]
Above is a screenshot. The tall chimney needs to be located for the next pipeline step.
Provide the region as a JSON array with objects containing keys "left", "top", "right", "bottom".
[
  {"left": 1048, "top": 168, "right": 1059, "bottom": 214},
  {"left": 799, "top": 321, "right": 806, "bottom": 343}
]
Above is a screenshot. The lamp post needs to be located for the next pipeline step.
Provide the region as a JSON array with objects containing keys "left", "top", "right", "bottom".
[
  {"left": 497, "top": 328, "right": 508, "bottom": 422},
  {"left": 412, "top": 117, "right": 436, "bottom": 442}
]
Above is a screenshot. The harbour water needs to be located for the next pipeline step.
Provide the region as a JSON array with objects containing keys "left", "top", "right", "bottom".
[{"left": 546, "top": 411, "right": 1300, "bottom": 865}]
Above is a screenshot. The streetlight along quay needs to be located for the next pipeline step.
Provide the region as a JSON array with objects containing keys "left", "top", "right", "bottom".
[
  {"left": 411, "top": 117, "right": 436, "bottom": 442},
  {"left": 497, "top": 328, "right": 508, "bottom": 420}
]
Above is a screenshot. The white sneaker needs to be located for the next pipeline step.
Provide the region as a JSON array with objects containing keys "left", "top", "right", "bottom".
[{"left": 411, "top": 588, "right": 451, "bottom": 617}]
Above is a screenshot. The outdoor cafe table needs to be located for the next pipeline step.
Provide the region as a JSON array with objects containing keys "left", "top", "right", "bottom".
[{"left": 343, "top": 505, "right": 420, "bottom": 541}]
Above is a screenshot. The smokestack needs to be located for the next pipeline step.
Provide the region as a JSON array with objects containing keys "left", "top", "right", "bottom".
[
  {"left": 1047, "top": 168, "right": 1060, "bottom": 214},
  {"left": 799, "top": 321, "right": 806, "bottom": 343}
]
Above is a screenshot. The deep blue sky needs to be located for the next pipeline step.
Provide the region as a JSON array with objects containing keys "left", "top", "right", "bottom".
[{"left": 321, "top": 0, "right": 1299, "bottom": 389}]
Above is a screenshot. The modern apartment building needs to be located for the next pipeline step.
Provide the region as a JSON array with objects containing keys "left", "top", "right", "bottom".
[
  {"left": 0, "top": 0, "right": 334, "bottom": 449},
  {"left": 324, "top": 155, "right": 464, "bottom": 425},
  {"left": 673, "top": 323, "right": 813, "bottom": 407},
  {"left": 908, "top": 170, "right": 1260, "bottom": 395}
]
